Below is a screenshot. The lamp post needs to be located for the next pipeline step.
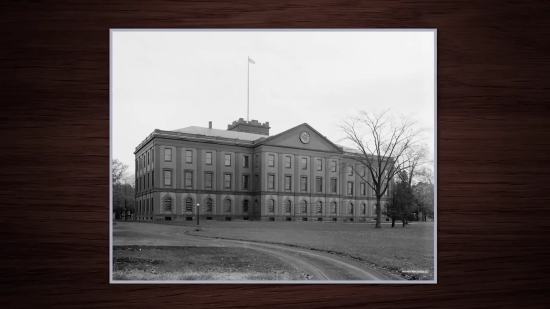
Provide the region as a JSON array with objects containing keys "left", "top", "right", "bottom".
[{"left": 196, "top": 203, "right": 200, "bottom": 226}]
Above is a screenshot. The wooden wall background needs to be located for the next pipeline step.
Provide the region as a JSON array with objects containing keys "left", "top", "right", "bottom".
[{"left": 1, "top": 1, "right": 549, "bottom": 308}]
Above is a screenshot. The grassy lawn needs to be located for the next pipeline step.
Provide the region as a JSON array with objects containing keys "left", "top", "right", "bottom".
[
  {"left": 113, "top": 245, "right": 305, "bottom": 281},
  {"left": 177, "top": 220, "right": 435, "bottom": 280}
]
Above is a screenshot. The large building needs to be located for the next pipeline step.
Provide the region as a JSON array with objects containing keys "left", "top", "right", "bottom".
[{"left": 133, "top": 118, "right": 392, "bottom": 222}]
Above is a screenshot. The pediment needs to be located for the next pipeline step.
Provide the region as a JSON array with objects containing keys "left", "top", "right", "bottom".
[{"left": 257, "top": 123, "right": 343, "bottom": 153}]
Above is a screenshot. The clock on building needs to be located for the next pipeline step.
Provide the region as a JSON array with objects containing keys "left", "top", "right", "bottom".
[{"left": 299, "top": 131, "right": 310, "bottom": 144}]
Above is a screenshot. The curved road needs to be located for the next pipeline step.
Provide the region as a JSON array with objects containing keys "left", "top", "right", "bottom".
[{"left": 113, "top": 222, "right": 394, "bottom": 281}]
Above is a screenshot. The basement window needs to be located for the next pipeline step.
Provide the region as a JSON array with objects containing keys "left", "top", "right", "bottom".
[
  {"left": 186, "top": 217, "right": 193, "bottom": 221},
  {"left": 165, "top": 217, "right": 171, "bottom": 221},
  {"left": 286, "top": 218, "right": 291, "bottom": 221},
  {"left": 269, "top": 217, "right": 275, "bottom": 221}
]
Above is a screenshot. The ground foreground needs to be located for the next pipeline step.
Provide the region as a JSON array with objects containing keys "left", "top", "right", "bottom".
[
  {"left": 183, "top": 220, "right": 434, "bottom": 280},
  {"left": 113, "top": 246, "right": 304, "bottom": 280},
  {"left": 113, "top": 220, "right": 434, "bottom": 281}
]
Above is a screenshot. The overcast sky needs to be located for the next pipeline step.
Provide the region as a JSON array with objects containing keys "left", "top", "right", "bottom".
[{"left": 112, "top": 30, "right": 435, "bottom": 175}]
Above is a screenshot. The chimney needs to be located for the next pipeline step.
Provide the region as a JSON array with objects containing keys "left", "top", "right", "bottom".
[{"left": 209, "top": 121, "right": 212, "bottom": 129}]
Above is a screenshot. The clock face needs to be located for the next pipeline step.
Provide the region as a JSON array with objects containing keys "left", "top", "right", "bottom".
[{"left": 299, "top": 131, "right": 310, "bottom": 144}]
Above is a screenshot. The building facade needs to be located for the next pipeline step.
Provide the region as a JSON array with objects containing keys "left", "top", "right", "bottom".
[{"left": 133, "top": 118, "right": 392, "bottom": 222}]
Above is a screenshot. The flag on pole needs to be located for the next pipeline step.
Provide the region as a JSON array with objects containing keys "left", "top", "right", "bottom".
[{"left": 248, "top": 57, "right": 255, "bottom": 64}]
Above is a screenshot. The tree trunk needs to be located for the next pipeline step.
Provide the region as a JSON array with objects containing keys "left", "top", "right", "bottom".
[
  {"left": 375, "top": 198, "right": 382, "bottom": 228},
  {"left": 391, "top": 216, "right": 395, "bottom": 227},
  {"left": 402, "top": 219, "right": 406, "bottom": 227}
]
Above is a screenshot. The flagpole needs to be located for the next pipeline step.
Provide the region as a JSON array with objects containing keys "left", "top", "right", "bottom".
[{"left": 247, "top": 56, "right": 250, "bottom": 122}]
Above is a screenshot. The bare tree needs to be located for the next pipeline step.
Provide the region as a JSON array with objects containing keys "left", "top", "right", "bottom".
[
  {"left": 412, "top": 167, "right": 434, "bottom": 221},
  {"left": 112, "top": 159, "right": 131, "bottom": 220},
  {"left": 112, "top": 159, "right": 128, "bottom": 185},
  {"left": 402, "top": 144, "right": 431, "bottom": 188},
  {"left": 339, "top": 109, "right": 425, "bottom": 228}
]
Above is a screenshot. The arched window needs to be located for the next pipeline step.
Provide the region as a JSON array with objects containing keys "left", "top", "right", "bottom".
[
  {"left": 285, "top": 200, "right": 292, "bottom": 213},
  {"left": 301, "top": 200, "right": 307, "bottom": 214},
  {"left": 315, "top": 201, "right": 322, "bottom": 214},
  {"left": 268, "top": 199, "right": 275, "bottom": 213},
  {"left": 243, "top": 199, "right": 249, "bottom": 212},
  {"left": 361, "top": 203, "right": 366, "bottom": 215},
  {"left": 206, "top": 198, "right": 213, "bottom": 212},
  {"left": 185, "top": 197, "right": 193, "bottom": 212},
  {"left": 162, "top": 196, "right": 172, "bottom": 213},
  {"left": 223, "top": 199, "right": 232, "bottom": 213},
  {"left": 331, "top": 201, "right": 337, "bottom": 214},
  {"left": 254, "top": 200, "right": 259, "bottom": 213},
  {"left": 349, "top": 203, "right": 354, "bottom": 214}
]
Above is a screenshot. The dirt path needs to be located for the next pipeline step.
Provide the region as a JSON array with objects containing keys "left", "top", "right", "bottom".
[{"left": 113, "top": 222, "right": 393, "bottom": 280}]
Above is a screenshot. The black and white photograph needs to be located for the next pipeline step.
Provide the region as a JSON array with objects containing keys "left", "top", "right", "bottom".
[{"left": 110, "top": 29, "right": 436, "bottom": 283}]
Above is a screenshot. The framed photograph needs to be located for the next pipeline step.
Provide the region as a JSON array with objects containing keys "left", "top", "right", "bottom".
[{"left": 110, "top": 29, "right": 437, "bottom": 284}]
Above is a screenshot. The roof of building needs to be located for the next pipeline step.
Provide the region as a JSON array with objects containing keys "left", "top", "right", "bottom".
[
  {"left": 172, "top": 126, "right": 266, "bottom": 141},
  {"left": 339, "top": 145, "right": 362, "bottom": 154}
]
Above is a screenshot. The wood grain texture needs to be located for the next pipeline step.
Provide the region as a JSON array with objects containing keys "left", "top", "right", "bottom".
[{"left": 1, "top": 0, "right": 550, "bottom": 308}]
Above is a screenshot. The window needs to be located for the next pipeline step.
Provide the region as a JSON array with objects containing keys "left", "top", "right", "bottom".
[
  {"left": 268, "top": 174, "right": 275, "bottom": 190},
  {"left": 255, "top": 154, "right": 258, "bottom": 168},
  {"left": 164, "top": 170, "right": 172, "bottom": 186},
  {"left": 164, "top": 148, "right": 172, "bottom": 161},
  {"left": 285, "top": 176, "right": 291, "bottom": 191},
  {"left": 315, "top": 201, "right": 322, "bottom": 214},
  {"left": 255, "top": 175, "right": 259, "bottom": 190},
  {"left": 268, "top": 199, "right": 275, "bottom": 213},
  {"left": 243, "top": 200, "right": 249, "bottom": 212},
  {"left": 185, "top": 197, "right": 193, "bottom": 212},
  {"left": 268, "top": 154, "right": 274, "bottom": 167},
  {"left": 330, "top": 178, "right": 337, "bottom": 193},
  {"left": 162, "top": 196, "right": 172, "bottom": 212},
  {"left": 301, "top": 200, "right": 307, "bottom": 214},
  {"left": 243, "top": 155, "right": 249, "bottom": 168},
  {"left": 301, "top": 176, "right": 307, "bottom": 192},
  {"left": 285, "top": 200, "right": 291, "bottom": 213},
  {"left": 243, "top": 175, "right": 249, "bottom": 190},
  {"left": 360, "top": 166, "right": 365, "bottom": 177},
  {"left": 206, "top": 198, "right": 213, "bottom": 212},
  {"left": 223, "top": 199, "right": 231, "bottom": 213},
  {"left": 348, "top": 182, "right": 354, "bottom": 195},
  {"left": 331, "top": 201, "right": 337, "bottom": 214},
  {"left": 316, "top": 177, "right": 323, "bottom": 192},
  {"left": 185, "top": 171, "right": 193, "bottom": 187},
  {"left": 349, "top": 165, "right": 354, "bottom": 176},
  {"left": 301, "top": 158, "right": 307, "bottom": 170},
  {"left": 147, "top": 152, "right": 149, "bottom": 165},
  {"left": 360, "top": 183, "right": 366, "bottom": 195},
  {"left": 361, "top": 203, "right": 366, "bottom": 214},
  {"left": 349, "top": 203, "right": 354, "bottom": 214},
  {"left": 205, "top": 172, "right": 212, "bottom": 188},
  {"left": 331, "top": 160, "right": 337, "bottom": 172},
  {"left": 225, "top": 154, "right": 231, "bottom": 166},
  {"left": 224, "top": 174, "right": 231, "bottom": 189},
  {"left": 317, "top": 159, "right": 322, "bottom": 171},
  {"left": 206, "top": 152, "right": 212, "bottom": 165},
  {"left": 185, "top": 150, "right": 192, "bottom": 163},
  {"left": 285, "top": 156, "right": 291, "bottom": 168}
]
